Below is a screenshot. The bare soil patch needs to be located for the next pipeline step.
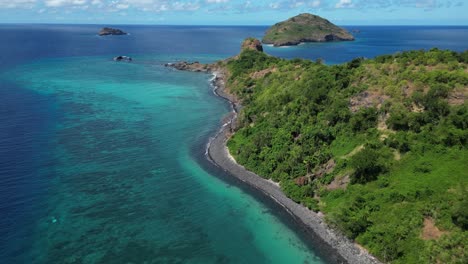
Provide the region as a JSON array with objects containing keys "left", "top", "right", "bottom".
[{"left": 421, "top": 217, "right": 448, "bottom": 240}]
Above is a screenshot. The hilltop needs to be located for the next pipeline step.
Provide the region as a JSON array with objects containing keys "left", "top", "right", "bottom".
[{"left": 262, "top": 13, "right": 354, "bottom": 46}]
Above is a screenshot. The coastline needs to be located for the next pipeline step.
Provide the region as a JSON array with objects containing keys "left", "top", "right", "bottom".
[{"left": 206, "top": 71, "right": 381, "bottom": 264}]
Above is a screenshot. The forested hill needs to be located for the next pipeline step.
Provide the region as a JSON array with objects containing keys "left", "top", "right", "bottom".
[
  {"left": 224, "top": 45, "right": 468, "bottom": 263},
  {"left": 262, "top": 13, "right": 354, "bottom": 46}
]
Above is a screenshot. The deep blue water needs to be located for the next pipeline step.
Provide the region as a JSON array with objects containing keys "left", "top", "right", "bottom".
[
  {"left": 1, "top": 25, "right": 467, "bottom": 70},
  {"left": 0, "top": 24, "right": 467, "bottom": 263}
]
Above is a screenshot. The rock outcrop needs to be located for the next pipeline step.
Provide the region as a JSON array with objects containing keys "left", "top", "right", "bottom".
[
  {"left": 165, "top": 38, "right": 264, "bottom": 74},
  {"left": 99, "top": 27, "right": 127, "bottom": 36},
  {"left": 165, "top": 61, "right": 216, "bottom": 73},
  {"left": 262, "top": 13, "right": 354, "bottom": 47},
  {"left": 241, "top": 38, "right": 264, "bottom": 52},
  {"left": 113, "top": 56, "right": 132, "bottom": 62}
]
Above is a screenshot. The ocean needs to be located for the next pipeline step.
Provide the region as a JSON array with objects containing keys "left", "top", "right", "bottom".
[{"left": 0, "top": 25, "right": 467, "bottom": 263}]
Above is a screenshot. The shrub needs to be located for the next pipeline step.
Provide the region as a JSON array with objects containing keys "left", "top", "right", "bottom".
[
  {"left": 452, "top": 188, "right": 468, "bottom": 230},
  {"left": 329, "top": 195, "right": 371, "bottom": 239},
  {"left": 387, "top": 110, "right": 410, "bottom": 131},
  {"left": 350, "top": 147, "right": 388, "bottom": 183},
  {"left": 414, "top": 161, "right": 432, "bottom": 173},
  {"left": 350, "top": 107, "right": 379, "bottom": 132},
  {"left": 348, "top": 57, "right": 364, "bottom": 69}
]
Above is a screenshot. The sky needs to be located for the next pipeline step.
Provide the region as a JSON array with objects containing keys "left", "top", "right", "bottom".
[{"left": 0, "top": 0, "right": 466, "bottom": 25}]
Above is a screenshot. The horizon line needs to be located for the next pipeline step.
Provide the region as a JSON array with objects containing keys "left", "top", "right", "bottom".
[{"left": 1, "top": 22, "right": 468, "bottom": 27}]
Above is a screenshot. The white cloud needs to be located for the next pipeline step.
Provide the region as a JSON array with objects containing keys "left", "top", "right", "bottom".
[
  {"left": 291, "top": 1, "right": 304, "bottom": 8},
  {"left": 116, "top": 3, "right": 128, "bottom": 9},
  {"left": 172, "top": 1, "right": 200, "bottom": 11},
  {"left": 44, "top": 0, "right": 67, "bottom": 7},
  {"left": 0, "top": 0, "right": 462, "bottom": 14},
  {"left": 265, "top": 0, "right": 314, "bottom": 10},
  {"left": 109, "top": 0, "right": 202, "bottom": 12},
  {"left": 269, "top": 2, "right": 279, "bottom": 9},
  {"left": 0, "top": 0, "right": 36, "bottom": 8},
  {"left": 335, "top": 0, "right": 353, "bottom": 8},
  {"left": 45, "top": 0, "right": 87, "bottom": 7},
  {"left": 205, "top": 0, "right": 228, "bottom": 3},
  {"left": 310, "top": 0, "right": 320, "bottom": 8},
  {"left": 72, "top": 0, "right": 86, "bottom": 4}
]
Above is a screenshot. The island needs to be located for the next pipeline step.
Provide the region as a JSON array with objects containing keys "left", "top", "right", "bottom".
[
  {"left": 113, "top": 56, "right": 132, "bottom": 62},
  {"left": 262, "top": 13, "right": 354, "bottom": 46},
  {"left": 168, "top": 38, "right": 468, "bottom": 264},
  {"left": 99, "top": 27, "right": 127, "bottom": 36}
]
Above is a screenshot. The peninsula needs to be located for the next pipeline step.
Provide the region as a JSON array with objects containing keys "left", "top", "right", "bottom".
[
  {"left": 262, "top": 13, "right": 354, "bottom": 46},
  {"left": 168, "top": 38, "right": 468, "bottom": 264},
  {"left": 168, "top": 40, "right": 380, "bottom": 264}
]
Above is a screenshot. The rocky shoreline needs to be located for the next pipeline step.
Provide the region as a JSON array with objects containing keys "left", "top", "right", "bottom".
[{"left": 165, "top": 53, "right": 381, "bottom": 263}]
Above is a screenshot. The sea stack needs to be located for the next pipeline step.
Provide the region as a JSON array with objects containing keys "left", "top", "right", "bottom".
[
  {"left": 262, "top": 13, "right": 354, "bottom": 47},
  {"left": 99, "top": 27, "right": 127, "bottom": 36}
]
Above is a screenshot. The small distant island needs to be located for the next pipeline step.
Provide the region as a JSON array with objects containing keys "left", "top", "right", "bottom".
[
  {"left": 113, "top": 56, "right": 132, "bottom": 62},
  {"left": 262, "top": 13, "right": 354, "bottom": 47},
  {"left": 99, "top": 27, "right": 127, "bottom": 36}
]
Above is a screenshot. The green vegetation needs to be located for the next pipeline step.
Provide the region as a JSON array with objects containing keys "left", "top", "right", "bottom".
[
  {"left": 262, "top": 13, "right": 354, "bottom": 46},
  {"left": 224, "top": 47, "right": 468, "bottom": 263}
]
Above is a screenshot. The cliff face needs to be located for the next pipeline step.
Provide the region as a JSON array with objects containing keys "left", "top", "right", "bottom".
[{"left": 262, "top": 13, "right": 354, "bottom": 46}]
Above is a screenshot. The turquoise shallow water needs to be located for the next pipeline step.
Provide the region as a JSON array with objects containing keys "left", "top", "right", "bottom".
[{"left": 4, "top": 55, "right": 324, "bottom": 263}]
